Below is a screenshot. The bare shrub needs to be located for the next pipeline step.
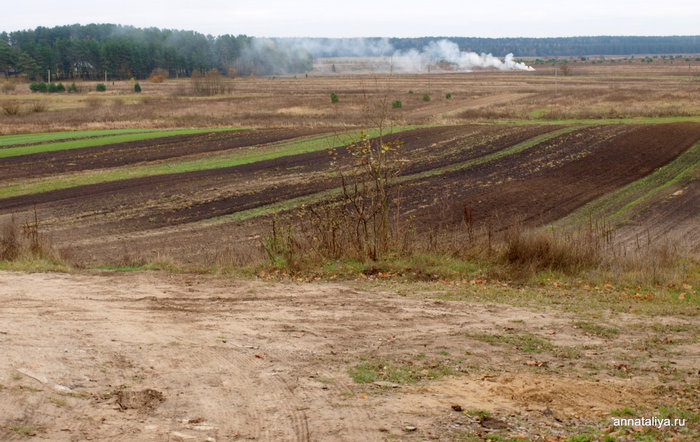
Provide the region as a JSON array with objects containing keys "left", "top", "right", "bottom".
[
  {"left": 265, "top": 96, "right": 407, "bottom": 266},
  {"left": 85, "top": 97, "right": 102, "bottom": 108},
  {"left": 148, "top": 68, "right": 169, "bottom": 83},
  {"left": 1, "top": 101, "right": 21, "bottom": 115},
  {"left": 140, "top": 96, "right": 160, "bottom": 105},
  {"left": 500, "top": 227, "right": 602, "bottom": 274},
  {"left": 191, "top": 69, "right": 230, "bottom": 96},
  {"left": 30, "top": 101, "right": 48, "bottom": 113},
  {"left": 2, "top": 80, "right": 16, "bottom": 93},
  {"left": 0, "top": 217, "right": 21, "bottom": 261},
  {"left": 0, "top": 210, "right": 56, "bottom": 262},
  {"left": 22, "top": 209, "right": 46, "bottom": 257}
]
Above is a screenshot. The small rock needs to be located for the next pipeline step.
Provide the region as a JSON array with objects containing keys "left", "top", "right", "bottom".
[
  {"left": 451, "top": 404, "right": 463, "bottom": 412},
  {"left": 403, "top": 425, "right": 417, "bottom": 432}
]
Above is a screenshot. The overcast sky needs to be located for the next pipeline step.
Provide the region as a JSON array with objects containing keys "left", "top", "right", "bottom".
[{"left": 2, "top": 0, "right": 699, "bottom": 38}]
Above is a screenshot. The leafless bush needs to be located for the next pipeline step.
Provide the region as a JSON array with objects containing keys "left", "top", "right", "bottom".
[
  {"left": 191, "top": 69, "right": 231, "bottom": 96},
  {"left": 30, "top": 101, "right": 48, "bottom": 113},
  {"left": 0, "top": 210, "right": 55, "bottom": 262},
  {"left": 148, "top": 68, "right": 169, "bottom": 83},
  {"left": 500, "top": 226, "right": 603, "bottom": 274},
  {"left": 0, "top": 217, "right": 21, "bottom": 261},
  {"left": 1, "top": 101, "right": 21, "bottom": 115},
  {"left": 85, "top": 97, "right": 102, "bottom": 108},
  {"left": 2, "top": 80, "right": 16, "bottom": 93}
]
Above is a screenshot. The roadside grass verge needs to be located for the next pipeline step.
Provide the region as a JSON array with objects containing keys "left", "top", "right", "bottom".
[
  {"left": 0, "top": 127, "right": 243, "bottom": 158},
  {"left": 555, "top": 140, "right": 700, "bottom": 228},
  {"left": 0, "top": 127, "right": 417, "bottom": 199}
]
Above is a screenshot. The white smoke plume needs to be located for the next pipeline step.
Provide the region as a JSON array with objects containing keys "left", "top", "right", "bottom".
[
  {"left": 285, "top": 37, "right": 394, "bottom": 58},
  {"left": 390, "top": 40, "right": 534, "bottom": 72}
]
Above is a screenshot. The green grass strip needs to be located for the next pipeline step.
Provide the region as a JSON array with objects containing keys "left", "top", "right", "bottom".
[
  {"left": 0, "top": 128, "right": 166, "bottom": 147},
  {"left": 555, "top": 140, "right": 700, "bottom": 228},
  {"left": 0, "top": 127, "right": 416, "bottom": 199},
  {"left": 0, "top": 127, "right": 244, "bottom": 158}
]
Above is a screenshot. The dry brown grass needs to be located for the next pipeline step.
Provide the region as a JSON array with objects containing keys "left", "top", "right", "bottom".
[
  {"left": 0, "top": 61, "right": 697, "bottom": 134},
  {"left": 0, "top": 212, "right": 60, "bottom": 264},
  {"left": 1, "top": 101, "right": 21, "bottom": 116},
  {"left": 1, "top": 80, "right": 16, "bottom": 94}
]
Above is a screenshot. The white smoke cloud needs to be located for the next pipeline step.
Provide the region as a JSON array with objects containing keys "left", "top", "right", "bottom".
[
  {"left": 284, "top": 37, "right": 394, "bottom": 58},
  {"left": 390, "top": 39, "right": 534, "bottom": 72}
]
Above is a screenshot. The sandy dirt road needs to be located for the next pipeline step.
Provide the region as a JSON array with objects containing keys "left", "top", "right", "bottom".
[{"left": 0, "top": 271, "right": 696, "bottom": 441}]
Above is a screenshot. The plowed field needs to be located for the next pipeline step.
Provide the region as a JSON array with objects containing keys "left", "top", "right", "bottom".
[{"left": 1, "top": 122, "right": 699, "bottom": 265}]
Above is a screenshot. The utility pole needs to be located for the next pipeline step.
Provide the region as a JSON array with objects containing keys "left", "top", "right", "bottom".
[
  {"left": 104, "top": 71, "right": 107, "bottom": 83},
  {"left": 48, "top": 69, "right": 51, "bottom": 84}
]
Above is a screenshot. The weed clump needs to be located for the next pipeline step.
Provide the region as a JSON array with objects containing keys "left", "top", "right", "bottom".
[
  {"left": 1, "top": 101, "right": 21, "bottom": 115},
  {"left": 0, "top": 217, "right": 21, "bottom": 261},
  {"left": 96, "top": 83, "right": 107, "bottom": 92},
  {"left": 330, "top": 92, "right": 339, "bottom": 103},
  {"left": 0, "top": 211, "right": 61, "bottom": 265},
  {"left": 392, "top": 100, "right": 402, "bottom": 109},
  {"left": 30, "top": 101, "right": 47, "bottom": 113},
  {"left": 501, "top": 228, "right": 600, "bottom": 274}
]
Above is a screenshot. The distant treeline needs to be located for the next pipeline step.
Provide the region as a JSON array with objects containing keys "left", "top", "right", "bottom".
[
  {"left": 395, "top": 36, "right": 700, "bottom": 57},
  {"left": 283, "top": 36, "right": 700, "bottom": 58},
  {"left": 1, "top": 25, "right": 698, "bottom": 81},
  {"left": 0, "top": 24, "right": 313, "bottom": 81}
]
